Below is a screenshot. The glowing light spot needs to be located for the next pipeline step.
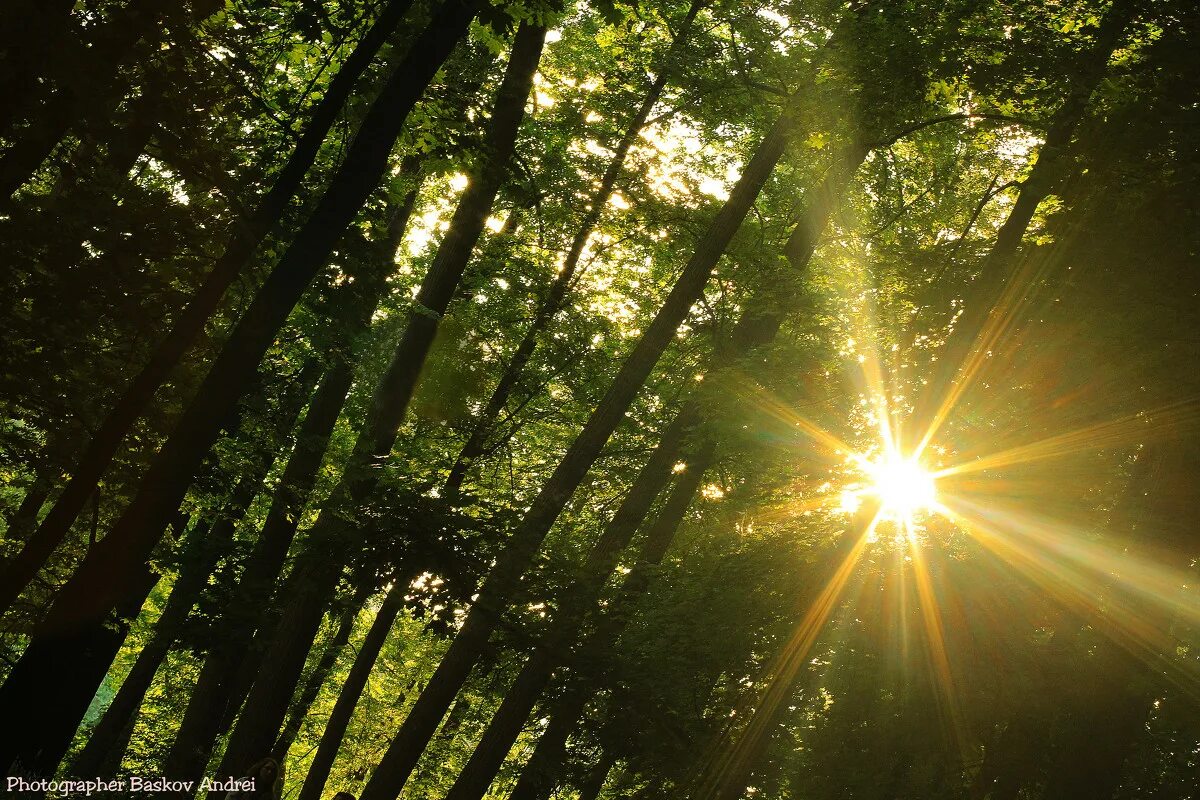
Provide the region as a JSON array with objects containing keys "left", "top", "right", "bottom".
[
  {"left": 865, "top": 455, "right": 937, "bottom": 518},
  {"left": 698, "top": 177, "right": 729, "bottom": 199}
]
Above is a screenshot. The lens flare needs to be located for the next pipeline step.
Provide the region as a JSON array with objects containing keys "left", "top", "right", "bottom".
[{"left": 866, "top": 454, "right": 937, "bottom": 518}]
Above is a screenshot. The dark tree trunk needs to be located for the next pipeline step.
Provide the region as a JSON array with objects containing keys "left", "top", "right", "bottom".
[
  {"left": 296, "top": 587, "right": 405, "bottom": 800},
  {"left": 415, "top": 130, "right": 857, "bottom": 800},
  {"left": 507, "top": 456, "right": 713, "bottom": 800},
  {"left": 162, "top": 176, "right": 421, "bottom": 785},
  {"left": 577, "top": 752, "right": 618, "bottom": 800},
  {"left": 67, "top": 351, "right": 324, "bottom": 779},
  {"left": 213, "top": 21, "right": 544, "bottom": 782},
  {"left": 442, "top": 413, "right": 699, "bottom": 800},
  {"left": 908, "top": 0, "right": 1135, "bottom": 451},
  {"left": 0, "top": 0, "right": 190, "bottom": 201},
  {"left": 443, "top": 0, "right": 706, "bottom": 497},
  {"left": 691, "top": 502, "right": 879, "bottom": 800},
  {"left": 358, "top": 103, "right": 795, "bottom": 800},
  {"left": 3, "top": 469, "right": 52, "bottom": 543},
  {"left": 1040, "top": 650, "right": 1150, "bottom": 800},
  {"left": 66, "top": 518, "right": 218, "bottom": 778},
  {"left": 0, "top": 360, "right": 321, "bottom": 778},
  {"left": 0, "top": 0, "right": 77, "bottom": 134},
  {"left": 0, "top": 1, "right": 478, "bottom": 776},
  {"left": 273, "top": 590, "right": 368, "bottom": 759},
  {"left": 0, "top": 0, "right": 420, "bottom": 613},
  {"left": 691, "top": 14, "right": 1137, "bottom": 799}
]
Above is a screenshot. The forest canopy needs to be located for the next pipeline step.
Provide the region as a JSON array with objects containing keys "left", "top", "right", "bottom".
[{"left": 1, "top": 0, "right": 1198, "bottom": 798}]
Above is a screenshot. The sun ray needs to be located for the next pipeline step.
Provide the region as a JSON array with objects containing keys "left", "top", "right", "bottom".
[
  {"left": 906, "top": 527, "right": 970, "bottom": 759},
  {"left": 914, "top": 246, "right": 1062, "bottom": 459},
  {"left": 721, "top": 371, "right": 861, "bottom": 457},
  {"left": 694, "top": 510, "right": 882, "bottom": 800},
  {"left": 937, "top": 496, "right": 1200, "bottom": 700},
  {"left": 933, "top": 399, "right": 1200, "bottom": 479}
]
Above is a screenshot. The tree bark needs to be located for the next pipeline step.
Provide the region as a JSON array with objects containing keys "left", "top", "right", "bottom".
[
  {"left": 3, "top": 469, "right": 52, "bottom": 544},
  {"left": 67, "top": 351, "right": 323, "bottom": 779},
  {"left": 0, "top": 359, "right": 321, "bottom": 778},
  {"left": 0, "top": 0, "right": 420, "bottom": 613},
  {"left": 66, "top": 518, "right": 217, "bottom": 778},
  {"left": 213, "top": 20, "right": 544, "bottom": 782},
  {"left": 576, "top": 752, "right": 618, "bottom": 800},
  {"left": 691, "top": 18, "right": 1136, "bottom": 796},
  {"left": 417, "top": 131, "right": 859, "bottom": 800},
  {"left": 357, "top": 99, "right": 795, "bottom": 800},
  {"left": 442, "top": 413, "right": 699, "bottom": 800},
  {"left": 909, "top": 0, "right": 1135, "bottom": 450},
  {"left": 0, "top": 0, "right": 174, "bottom": 194},
  {"left": 0, "top": 0, "right": 77, "bottom": 134}
]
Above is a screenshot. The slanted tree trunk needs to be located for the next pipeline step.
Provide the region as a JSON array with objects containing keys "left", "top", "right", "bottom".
[
  {"left": 691, "top": 20, "right": 1136, "bottom": 800},
  {"left": 0, "top": 361, "right": 319, "bottom": 778},
  {"left": 689, "top": 498, "right": 880, "bottom": 800},
  {"left": 273, "top": 589, "right": 370, "bottom": 760},
  {"left": 577, "top": 753, "right": 618, "bottom": 800},
  {"left": 0, "top": 0, "right": 77, "bottom": 133},
  {"left": 441, "top": 412, "right": 699, "bottom": 800},
  {"left": 0, "top": 0, "right": 420, "bottom": 614},
  {"left": 443, "top": 0, "right": 707, "bottom": 498},
  {"left": 0, "top": 0, "right": 479, "bottom": 777},
  {"left": 424, "top": 133, "right": 863, "bottom": 800},
  {"left": 0, "top": 1, "right": 154, "bottom": 192},
  {"left": 296, "top": 587, "right": 406, "bottom": 800},
  {"left": 162, "top": 172, "right": 422, "bottom": 785},
  {"left": 357, "top": 97, "right": 797, "bottom": 800},
  {"left": 3, "top": 469, "right": 53, "bottom": 543},
  {"left": 213, "top": 21, "right": 545, "bottom": 781},
  {"left": 67, "top": 353, "right": 321, "bottom": 778},
  {"left": 67, "top": 517, "right": 218, "bottom": 778},
  {"left": 507, "top": 452, "right": 714, "bottom": 800},
  {"left": 909, "top": 0, "right": 1135, "bottom": 450}
]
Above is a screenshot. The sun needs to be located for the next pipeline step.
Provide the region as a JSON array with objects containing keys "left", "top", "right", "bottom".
[{"left": 867, "top": 454, "right": 937, "bottom": 516}]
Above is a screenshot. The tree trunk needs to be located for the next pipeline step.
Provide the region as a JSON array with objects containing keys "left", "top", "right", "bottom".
[
  {"left": 443, "top": 0, "right": 706, "bottom": 497},
  {"left": 66, "top": 518, "right": 217, "bottom": 778},
  {"left": 0, "top": 0, "right": 77, "bottom": 134},
  {"left": 67, "top": 352, "right": 324, "bottom": 779},
  {"left": 507, "top": 456, "right": 713, "bottom": 800},
  {"left": 0, "top": 0, "right": 187, "bottom": 201},
  {"left": 296, "top": 587, "right": 405, "bottom": 800},
  {"left": 213, "top": 20, "right": 544, "bottom": 782},
  {"left": 442, "top": 413, "right": 699, "bottom": 800},
  {"left": 0, "top": 0, "right": 479, "bottom": 776},
  {"left": 162, "top": 179, "right": 422, "bottom": 784},
  {"left": 909, "top": 0, "right": 1135, "bottom": 450},
  {"left": 411, "top": 129, "right": 856, "bottom": 800},
  {"left": 0, "top": 360, "right": 320, "bottom": 778},
  {"left": 273, "top": 590, "right": 368, "bottom": 759},
  {"left": 3, "top": 469, "right": 52, "bottom": 543},
  {"left": 576, "top": 752, "right": 618, "bottom": 800},
  {"left": 358, "top": 102, "right": 795, "bottom": 800},
  {"left": 0, "top": 0, "right": 420, "bottom": 613}
]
